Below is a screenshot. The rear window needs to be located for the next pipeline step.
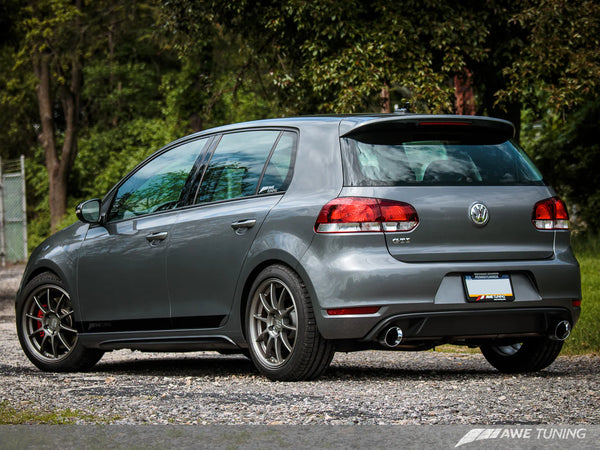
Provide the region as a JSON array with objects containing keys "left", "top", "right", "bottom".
[{"left": 341, "top": 137, "right": 544, "bottom": 186}]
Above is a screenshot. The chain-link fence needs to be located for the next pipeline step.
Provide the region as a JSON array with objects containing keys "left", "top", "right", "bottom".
[{"left": 0, "top": 156, "right": 27, "bottom": 265}]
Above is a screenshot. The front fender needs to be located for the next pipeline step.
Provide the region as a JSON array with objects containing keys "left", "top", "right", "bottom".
[{"left": 17, "top": 222, "right": 89, "bottom": 323}]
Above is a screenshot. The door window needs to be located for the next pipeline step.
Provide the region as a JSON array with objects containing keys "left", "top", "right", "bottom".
[
  {"left": 195, "top": 130, "right": 286, "bottom": 204},
  {"left": 108, "top": 138, "right": 207, "bottom": 222}
]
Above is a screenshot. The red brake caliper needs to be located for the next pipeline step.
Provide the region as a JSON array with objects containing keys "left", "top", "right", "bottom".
[{"left": 36, "top": 306, "right": 46, "bottom": 338}]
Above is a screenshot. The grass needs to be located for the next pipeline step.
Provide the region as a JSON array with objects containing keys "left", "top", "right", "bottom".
[
  {"left": 563, "top": 233, "right": 600, "bottom": 355},
  {"left": 0, "top": 401, "right": 111, "bottom": 425}
]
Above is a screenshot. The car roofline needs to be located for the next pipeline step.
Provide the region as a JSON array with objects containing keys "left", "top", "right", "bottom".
[{"left": 166, "top": 113, "right": 515, "bottom": 149}]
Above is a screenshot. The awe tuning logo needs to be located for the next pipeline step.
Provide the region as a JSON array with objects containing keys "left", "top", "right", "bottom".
[{"left": 455, "top": 428, "right": 587, "bottom": 447}]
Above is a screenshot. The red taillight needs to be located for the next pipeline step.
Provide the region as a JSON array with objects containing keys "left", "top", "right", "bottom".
[
  {"left": 327, "top": 306, "right": 381, "bottom": 316},
  {"left": 572, "top": 300, "right": 581, "bottom": 308},
  {"left": 533, "top": 197, "right": 569, "bottom": 230},
  {"left": 315, "top": 197, "right": 419, "bottom": 233},
  {"left": 379, "top": 199, "right": 419, "bottom": 231}
]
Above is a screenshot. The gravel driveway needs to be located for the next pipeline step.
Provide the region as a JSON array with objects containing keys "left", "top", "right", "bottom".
[{"left": 1, "top": 265, "right": 599, "bottom": 425}]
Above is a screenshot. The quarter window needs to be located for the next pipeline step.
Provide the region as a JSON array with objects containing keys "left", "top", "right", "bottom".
[
  {"left": 108, "top": 139, "right": 207, "bottom": 221},
  {"left": 259, "top": 132, "right": 295, "bottom": 194}
]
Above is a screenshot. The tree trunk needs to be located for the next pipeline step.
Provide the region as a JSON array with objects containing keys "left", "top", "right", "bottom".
[
  {"left": 33, "top": 56, "right": 64, "bottom": 232},
  {"left": 380, "top": 85, "right": 391, "bottom": 113},
  {"left": 33, "top": 54, "right": 80, "bottom": 233},
  {"left": 31, "top": 1, "right": 83, "bottom": 233},
  {"left": 454, "top": 69, "right": 476, "bottom": 115}
]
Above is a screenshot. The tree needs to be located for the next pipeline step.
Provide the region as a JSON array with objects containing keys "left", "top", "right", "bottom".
[
  {"left": 503, "top": 0, "right": 600, "bottom": 231},
  {"left": 163, "top": 1, "right": 506, "bottom": 116},
  {"left": 499, "top": 0, "right": 600, "bottom": 115},
  {"left": 162, "top": 0, "right": 600, "bottom": 233},
  {"left": 16, "top": 0, "right": 85, "bottom": 232},
  {"left": 2, "top": 0, "right": 599, "bottom": 239},
  {"left": 521, "top": 102, "right": 600, "bottom": 232},
  {"left": 160, "top": 2, "right": 287, "bottom": 130},
  {"left": 10, "top": 0, "right": 179, "bottom": 233},
  {"left": 0, "top": 0, "right": 38, "bottom": 161}
]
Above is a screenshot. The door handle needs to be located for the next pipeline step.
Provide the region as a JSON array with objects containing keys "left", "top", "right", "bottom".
[
  {"left": 231, "top": 219, "right": 257, "bottom": 230},
  {"left": 145, "top": 231, "right": 168, "bottom": 242}
]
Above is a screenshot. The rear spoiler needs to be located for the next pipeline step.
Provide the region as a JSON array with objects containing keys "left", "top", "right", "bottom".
[{"left": 340, "top": 115, "right": 515, "bottom": 142}]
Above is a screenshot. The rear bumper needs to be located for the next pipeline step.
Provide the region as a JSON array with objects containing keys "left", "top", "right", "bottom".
[
  {"left": 316, "top": 302, "right": 579, "bottom": 341},
  {"left": 299, "top": 234, "right": 581, "bottom": 341},
  {"left": 362, "top": 307, "right": 576, "bottom": 344}
]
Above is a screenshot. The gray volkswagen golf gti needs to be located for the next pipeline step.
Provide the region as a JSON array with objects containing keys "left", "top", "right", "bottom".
[{"left": 16, "top": 114, "right": 581, "bottom": 380}]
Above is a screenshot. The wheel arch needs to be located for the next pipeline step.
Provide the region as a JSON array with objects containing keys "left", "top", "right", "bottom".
[
  {"left": 237, "top": 254, "right": 320, "bottom": 342},
  {"left": 17, "top": 260, "right": 83, "bottom": 323},
  {"left": 24, "top": 266, "right": 59, "bottom": 286},
  {"left": 239, "top": 257, "right": 335, "bottom": 380},
  {"left": 239, "top": 259, "right": 297, "bottom": 340},
  {"left": 19, "top": 261, "right": 68, "bottom": 299}
]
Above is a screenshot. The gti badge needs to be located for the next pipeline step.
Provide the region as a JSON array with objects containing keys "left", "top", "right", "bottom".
[{"left": 470, "top": 202, "right": 489, "bottom": 226}]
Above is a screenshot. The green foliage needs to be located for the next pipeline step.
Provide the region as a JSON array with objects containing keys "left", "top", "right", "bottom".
[
  {"left": 24, "top": 145, "right": 51, "bottom": 251},
  {"left": 499, "top": 0, "right": 600, "bottom": 112},
  {"left": 3, "top": 0, "right": 600, "bottom": 245},
  {"left": 159, "top": 16, "right": 287, "bottom": 130},
  {"left": 0, "top": 4, "right": 38, "bottom": 160},
  {"left": 81, "top": 1, "right": 177, "bottom": 127},
  {"left": 176, "top": 0, "right": 506, "bottom": 114},
  {"left": 83, "top": 62, "right": 165, "bottom": 125},
  {"left": 74, "top": 118, "right": 178, "bottom": 199},
  {"left": 563, "top": 234, "right": 600, "bottom": 355},
  {"left": 521, "top": 102, "right": 600, "bottom": 232}
]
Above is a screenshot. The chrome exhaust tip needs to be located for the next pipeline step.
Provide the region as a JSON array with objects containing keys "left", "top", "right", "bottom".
[
  {"left": 380, "top": 327, "right": 403, "bottom": 348},
  {"left": 551, "top": 320, "right": 571, "bottom": 341}
]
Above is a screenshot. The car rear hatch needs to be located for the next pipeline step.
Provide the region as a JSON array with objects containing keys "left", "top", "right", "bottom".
[{"left": 338, "top": 116, "right": 555, "bottom": 263}]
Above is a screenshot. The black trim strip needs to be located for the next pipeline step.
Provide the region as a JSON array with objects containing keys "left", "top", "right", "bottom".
[{"left": 78, "top": 315, "right": 226, "bottom": 333}]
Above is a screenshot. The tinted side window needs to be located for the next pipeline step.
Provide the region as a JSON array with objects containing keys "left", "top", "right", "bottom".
[
  {"left": 108, "top": 139, "right": 206, "bottom": 222},
  {"left": 259, "top": 132, "right": 295, "bottom": 194},
  {"left": 195, "top": 130, "right": 281, "bottom": 203}
]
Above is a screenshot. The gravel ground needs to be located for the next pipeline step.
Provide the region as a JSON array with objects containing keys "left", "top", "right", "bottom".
[{"left": 1, "top": 265, "right": 599, "bottom": 425}]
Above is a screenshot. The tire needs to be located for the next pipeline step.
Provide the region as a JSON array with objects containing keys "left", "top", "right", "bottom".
[
  {"left": 480, "top": 338, "right": 564, "bottom": 373},
  {"left": 16, "top": 272, "right": 104, "bottom": 372},
  {"left": 245, "top": 265, "right": 335, "bottom": 381}
]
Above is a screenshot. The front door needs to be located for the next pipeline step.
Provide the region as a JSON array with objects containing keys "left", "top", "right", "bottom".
[
  {"left": 76, "top": 138, "right": 208, "bottom": 332},
  {"left": 77, "top": 213, "right": 176, "bottom": 331}
]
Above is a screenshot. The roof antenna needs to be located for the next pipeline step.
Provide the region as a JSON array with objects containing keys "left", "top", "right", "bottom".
[{"left": 394, "top": 102, "right": 410, "bottom": 114}]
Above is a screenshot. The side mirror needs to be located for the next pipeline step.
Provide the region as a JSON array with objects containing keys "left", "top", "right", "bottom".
[{"left": 76, "top": 199, "right": 102, "bottom": 224}]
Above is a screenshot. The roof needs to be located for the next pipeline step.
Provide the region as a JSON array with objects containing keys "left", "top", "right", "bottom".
[{"left": 171, "top": 114, "right": 516, "bottom": 147}]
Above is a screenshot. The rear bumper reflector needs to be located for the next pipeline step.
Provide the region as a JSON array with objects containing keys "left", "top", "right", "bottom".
[{"left": 327, "top": 307, "right": 381, "bottom": 316}]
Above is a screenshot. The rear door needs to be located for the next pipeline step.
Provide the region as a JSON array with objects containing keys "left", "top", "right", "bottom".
[
  {"left": 166, "top": 130, "right": 296, "bottom": 325},
  {"left": 340, "top": 118, "right": 555, "bottom": 263}
]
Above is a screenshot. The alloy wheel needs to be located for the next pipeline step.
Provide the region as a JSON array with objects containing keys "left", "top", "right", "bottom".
[
  {"left": 248, "top": 278, "right": 298, "bottom": 368},
  {"left": 21, "top": 284, "right": 78, "bottom": 363}
]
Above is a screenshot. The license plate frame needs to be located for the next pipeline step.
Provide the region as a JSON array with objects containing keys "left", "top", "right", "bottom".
[{"left": 463, "top": 272, "right": 514, "bottom": 302}]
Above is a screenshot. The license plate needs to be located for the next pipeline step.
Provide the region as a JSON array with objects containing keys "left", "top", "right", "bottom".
[{"left": 464, "top": 273, "right": 514, "bottom": 302}]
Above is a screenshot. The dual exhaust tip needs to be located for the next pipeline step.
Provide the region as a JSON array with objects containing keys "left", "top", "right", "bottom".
[{"left": 379, "top": 320, "right": 571, "bottom": 347}]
